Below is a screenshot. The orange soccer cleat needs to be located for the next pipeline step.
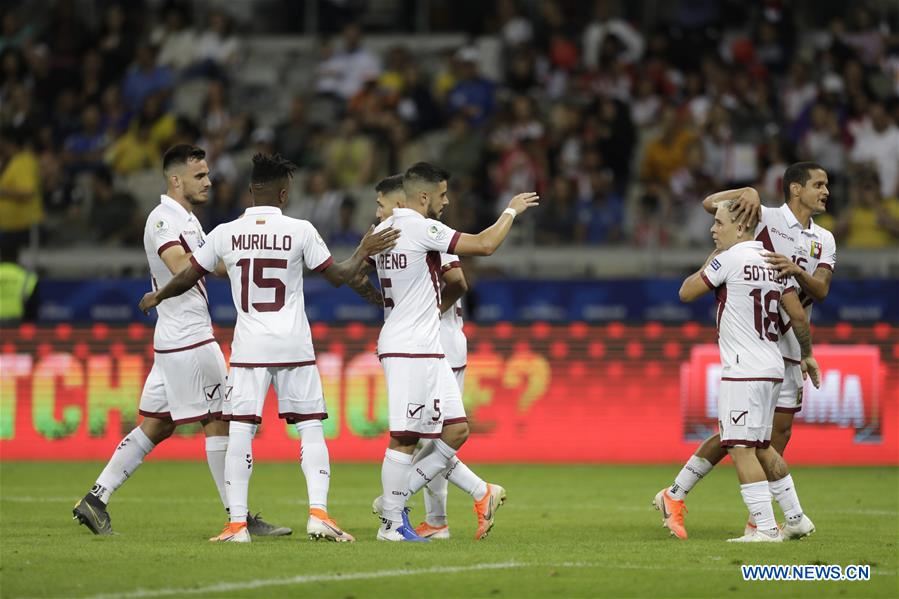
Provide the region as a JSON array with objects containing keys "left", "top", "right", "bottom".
[
  {"left": 209, "top": 522, "right": 251, "bottom": 543},
  {"left": 473, "top": 484, "right": 506, "bottom": 540},
  {"left": 414, "top": 521, "right": 451, "bottom": 539},
  {"left": 653, "top": 488, "right": 688, "bottom": 540},
  {"left": 307, "top": 508, "right": 355, "bottom": 542}
]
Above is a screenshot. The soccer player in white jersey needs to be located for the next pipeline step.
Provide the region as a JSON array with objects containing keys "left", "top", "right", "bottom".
[
  {"left": 361, "top": 163, "right": 538, "bottom": 542},
  {"left": 139, "top": 154, "right": 398, "bottom": 543},
  {"left": 73, "top": 145, "right": 288, "bottom": 538},
  {"left": 675, "top": 200, "right": 820, "bottom": 542},
  {"left": 369, "top": 175, "right": 499, "bottom": 540},
  {"left": 655, "top": 162, "right": 835, "bottom": 539}
]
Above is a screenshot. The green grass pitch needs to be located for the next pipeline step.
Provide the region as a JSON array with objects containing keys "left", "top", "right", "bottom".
[{"left": 1, "top": 462, "right": 896, "bottom": 598}]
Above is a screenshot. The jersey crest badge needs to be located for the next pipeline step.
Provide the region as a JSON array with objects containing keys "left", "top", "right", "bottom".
[
  {"left": 427, "top": 224, "right": 447, "bottom": 241},
  {"left": 810, "top": 241, "right": 822, "bottom": 259}
]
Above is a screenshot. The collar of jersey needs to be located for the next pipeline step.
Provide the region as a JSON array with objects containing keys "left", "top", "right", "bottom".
[
  {"left": 160, "top": 194, "right": 196, "bottom": 221},
  {"left": 244, "top": 206, "right": 282, "bottom": 215},
  {"left": 779, "top": 203, "right": 817, "bottom": 235},
  {"left": 391, "top": 208, "right": 424, "bottom": 219},
  {"left": 732, "top": 239, "right": 761, "bottom": 250}
]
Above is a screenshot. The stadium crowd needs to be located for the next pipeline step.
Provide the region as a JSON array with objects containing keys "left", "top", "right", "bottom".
[{"left": 1, "top": 0, "right": 899, "bottom": 254}]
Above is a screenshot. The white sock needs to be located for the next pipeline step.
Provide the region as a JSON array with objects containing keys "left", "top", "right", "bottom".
[
  {"left": 380, "top": 448, "right": 412, "bottom": 528},
  {"left": 93, "top": 427, "right": 155, "bottom": 504},
  {"left": 414, "top": 441, "right": 449, "bottom": 526},
  {"left": 446, "top": 458, "right": 488, "bottom": 501},
  {"left": 408, "top": 439, "right": 456, "bottom": 495},
  {"left": 225, "top": 422, "right": 256, "bottom": 524},
  {"left": 740, "top": 480, "right": 776, "bottom": 533},
  {"left": 769, "top": 474, "right": 804, "bottom": 523},
  {"left": 205, "top": 435, "right": 229, "bottom": 512},
  {"left": 669, "top": 455, "right": 714, "bottom": 501},
  {"left": 297, "top": 421, "right": 330, "bottom": 512}
]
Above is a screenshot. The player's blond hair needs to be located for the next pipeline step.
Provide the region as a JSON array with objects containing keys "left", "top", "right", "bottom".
[{"left": 717, "top": 199, "right": 759, "bottom": 233}]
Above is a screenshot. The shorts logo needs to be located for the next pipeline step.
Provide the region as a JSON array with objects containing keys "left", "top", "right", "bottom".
[
  {"left": 810, "top": 241, "right": 823, "bottom": 259},
  {"left": 204, "top": 383, "right": 222, "bottom": 402},
  {"left": 710, "top": 258, "right": 721, "bottom": 271},
  {"left": 427, "top": 224, "right": 448, "bottom": 241},
  {"left": 730, "top": 410, "right": 748, "bottom": 425},
  {"left": 406, "top": 403, "right": 425, "bottom": 419},
  {"left": 224, "top": 386, "right": 233, "bottom": 402}
]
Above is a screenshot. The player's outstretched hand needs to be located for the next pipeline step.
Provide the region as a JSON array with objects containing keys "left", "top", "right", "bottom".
[
  {"left": 729, "top": 188, "right": 760, "bottom": 227},
  {"left": 138, "top": 292, "right": 160, "bottom": 315},
  {"left": 762, "top": 251, "right": 801, "bottom": 278},
  {"left": 801, "top": 356, "right": 821, "bottom": 388},
  {"left": 508, "top": 192, "right": 539, "bottom": 215},
  {"left": 359, "top": 225, "right": 400, "bottom": 256}
]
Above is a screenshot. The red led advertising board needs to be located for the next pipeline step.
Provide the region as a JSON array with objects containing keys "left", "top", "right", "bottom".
[{"left": 1, "top": 323, "right": 896, "bottom": 464}]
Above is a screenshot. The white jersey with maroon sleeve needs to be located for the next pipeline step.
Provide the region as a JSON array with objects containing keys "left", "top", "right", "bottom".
[
  {"left": 189, "top": 206, "right": 333, "bottom": 366},
  {"left": 755, "top": 204, "right": 836, "bottom": 361},
  {"left": 372, "top": 208, "right": 461, "bottom": 357},
  {"left": 701, "top": 240, "right": 796, "bottom": 381},
  {"left": 143, "top": 195, "right": 214, "bottom": 352},
  {"left": 438, "top": 253, "right": 467, "bottom": 369}
]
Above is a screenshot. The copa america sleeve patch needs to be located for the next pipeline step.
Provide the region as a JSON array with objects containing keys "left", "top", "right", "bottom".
[{"left": 710, "top": 258, "right": 722, "bottom": 271}]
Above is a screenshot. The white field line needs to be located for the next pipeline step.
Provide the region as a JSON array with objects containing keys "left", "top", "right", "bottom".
[
  {"left": 5, "top": 495, "right": 896, "bottom": 517},
  {"left": 45, "top": 560, "right": 893, "bottom": 599}
]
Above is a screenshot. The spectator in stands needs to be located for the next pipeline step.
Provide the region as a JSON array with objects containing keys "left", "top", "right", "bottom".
[
  {"left": 800, "top": 103, "right": 846, "bottom": 178},
  {"left": 62, "top": 103, "right": 108, "bottom": 175},
  {"left": 88, "top": 168, "right": 139, "bottom": 246},
  {"left": 850, "top": 100, "right": 899, "bottom": 198},
  {"left": 640, "top": 103, "right": 697, "bottom": 188},
  {"left": 194, "top": 10, "right": 241, "bottom": 77},
  {"left": 200, "top": 80, "right": 232, "bottom": 138},
  {"left": 396, "top": 63, "right": 442, "bottom": 133},
  {"left": 153, "top": 6, "right": 196, "bottom": 72},
  {"left": 99, "top": 84, "right": 132, "bottom": 136},
  {"left": 275, "top": 96, "right": 312, "bottom": 168},
  {"left": 537, "top": 176, "right": 579, "bottom": 244},
  {"left": 286, "top": 169, "right": 343, "bottom": 240},
  {"left": 78, "top": 49, "right": 106, "bottom": 106},
  {"left": 817, "top": 169, "right": 899, "bottom": 248},
  {"left": 576, "top": 169, "right": 623, "bottom": 245},
  {"left": 447, "top": 47, "right": 495, "bottom": 128},
  {"left": 324, "top": 116, "right": 374, "bottom": 188},
  {"left": 329, "top": 198, "right": 364, "bottom": 246},
  {"left": 104, "top": 117, "right": 157, "bottom": 175},
  {"left": 0, "top": 127, "right": 42, "bottom": 252},
  {"left": 441, "top": 114, "right": 485, "bottom": 187},
  {"left": 332, "top": 22, "right": 381, "bottom": 101},
  {"left": 121, "top": 44, "right": 172, "bottom": 111},
  {"left": 97, "top": 3, "right": 135, "bottom": 80}
]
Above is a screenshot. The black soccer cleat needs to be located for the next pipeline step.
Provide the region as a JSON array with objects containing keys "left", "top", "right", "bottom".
[
  {"left": 246, "top": 512, "right": 292, "bottom": 536},
  {"left": 73, "top": 494, "right": 114, "bottom": 535}
]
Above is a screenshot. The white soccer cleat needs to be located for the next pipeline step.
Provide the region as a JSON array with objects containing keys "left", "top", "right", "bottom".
[
  {"left": 781, "top": 514, "right": 815, "bottom": 540},
  {"left": 727, "top": 528, "right": 783, "bottom": 543},
  {"left": 743, "top": 520, "right": 757, "bottom": 537},
  {"left": 307, "top": 509, "right": 355, "bottom": 542}
]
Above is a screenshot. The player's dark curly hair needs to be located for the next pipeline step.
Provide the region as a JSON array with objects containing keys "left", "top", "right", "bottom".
[{"left": 250, "top": 153, "right": 297, "bottom": 185}]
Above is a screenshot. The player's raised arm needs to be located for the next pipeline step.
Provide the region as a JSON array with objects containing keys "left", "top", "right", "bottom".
[
  {"left": 319, "top": 225, "right": 401, "bottom": 288},
  {"left": 439, "top": 261, "right": 468, "bottom": 314},
  {"left": 451, "top": 192, "right": 539, "bottom": 256},
  {"left": 702, "top": 187, "right": 760, "bottom": 227},
  {"left": 780, "top": 288, "right": 820, "bottom": 388}
]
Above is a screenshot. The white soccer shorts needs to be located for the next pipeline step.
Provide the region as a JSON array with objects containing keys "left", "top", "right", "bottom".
[
  {"left": 775, "top": 361, "right": 804, "bottom": 414},
  {"left": 381, "top": 357, "right": 466, "bottom": 439},
  {"left": 452, "top": 365, "right": 466, "bottom": 394},
  {"left": 225, "top": 364, "right": 327, "bottom": 424},
  {"left": 139, "top": 340, "right": 227, "bottom": 424},
  {"left": 717, "top": 378, "right": 781, "bottom": 448}
]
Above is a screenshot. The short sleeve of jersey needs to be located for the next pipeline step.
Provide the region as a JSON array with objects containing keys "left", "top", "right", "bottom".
[
  {"left": 420, "top": 219, "right": 461, "bottom": 253},
  {"left": 190, "top": 226, "right": 220, "bottom": 274},
  {"left": 440, "top": 252, "right": 461, "bottom": 274},
  {"left": 302, "top": 221, "right": 333, "bottom": 272},
  {"left": 781, "top": 275, "right": 798, "bottom": 295},
  {"left": 818, "top": 229, "right": 836, "bottom": 272},
  {"left": 150, "top": 215, "right": 182, "bottom": 256},
  {"left": 754, "top": 205, "right": 772, "bottom": 237},
  {"left": 702, "top": 252, "right": 732, "bottom": 289}
]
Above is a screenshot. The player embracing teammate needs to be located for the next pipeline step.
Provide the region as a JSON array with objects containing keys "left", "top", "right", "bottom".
[{"left": 656, "top": 162, "right": 834, "bottom": 541}]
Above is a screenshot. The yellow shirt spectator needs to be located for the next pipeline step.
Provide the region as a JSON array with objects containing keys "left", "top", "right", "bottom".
[
  {"left": 105, "top": 128, "right": 159, "bottom": 175},
  {"left": 0, "top": 150, "right": 43, "bottom": 232},
  {"left": 816, "top": 197, "right": 899, "bottom": 248}
]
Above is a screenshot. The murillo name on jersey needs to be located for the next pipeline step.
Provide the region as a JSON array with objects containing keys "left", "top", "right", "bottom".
[{"left": 231, "top": 233, "right": 293, "bottom": 251}]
